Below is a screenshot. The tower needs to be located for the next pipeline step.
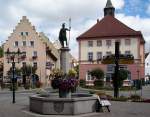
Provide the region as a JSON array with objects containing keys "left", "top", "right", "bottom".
[{"left": 104, "top": 0, "right": 115, "bottom": 17}]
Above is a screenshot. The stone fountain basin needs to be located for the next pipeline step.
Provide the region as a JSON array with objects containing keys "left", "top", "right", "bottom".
[{"left": 29, "top": 93, "right": 97, "bottom": 115}]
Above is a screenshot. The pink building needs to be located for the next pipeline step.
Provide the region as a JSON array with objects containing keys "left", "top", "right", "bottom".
[{"left": 77, "top": 0, "right": 145, "bottom": 86}]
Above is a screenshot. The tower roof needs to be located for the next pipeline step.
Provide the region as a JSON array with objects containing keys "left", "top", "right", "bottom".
[{"left": 105, "top": 0, "right": 114, "bottom": 8}]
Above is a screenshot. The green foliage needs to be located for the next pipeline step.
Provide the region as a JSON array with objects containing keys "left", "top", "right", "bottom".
[
  {"left": 0, "top": 46, "right": 3, "bottom": 58},
  {"left": 68, "top": 69, "right": 77, "bottom": 77},
  {"left": 74, "top": 65, "right": 79, "bottom": 78},
  {"left": 21, "top": 65, "right": 37, "bottom": 76},
  {"left": 130, "top": 94, "right": 141, "bottom": 101},
  {"left": 50, "top": 68, "right": 64, "bottom": 79},
  {"left": 9, "top": 83, "right": 18, "bottom": 91},
  {"left": 112, "top": 69, "right": 129, "bottom": 88},
  {"left": 111, "top": 96, "right": 128, "bottom": 101},
  {"left": 90, "top": 68, "right": 104, "bottom": 80},
  {"left": 7, "top": 67, "right": 22, "bottom": 76},
  {"left": 118, "top": 69, "right": 129, "bottom": 87},
  {"left": 79, "top": 79, "right": 86, "bottom": 87},
  {"left": 94, "top": 80, "right": 104, "bottom": 87}
]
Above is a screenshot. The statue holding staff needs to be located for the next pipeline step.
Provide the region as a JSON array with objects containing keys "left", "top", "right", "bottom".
[{"left": 59, "top": 20, "right": 71, "bottom": 48}]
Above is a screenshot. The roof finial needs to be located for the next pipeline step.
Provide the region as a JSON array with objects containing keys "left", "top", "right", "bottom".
[{"left": 104, "top": 0, "right": 115, "bottom": 17}]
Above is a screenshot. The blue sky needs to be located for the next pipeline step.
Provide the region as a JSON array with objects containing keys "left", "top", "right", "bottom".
[
  {"left": 0, "top": 0, "right": 150, "bottom": 58},
  {"left": 117, "top": 0, "right": 149, "bottom": 17}
]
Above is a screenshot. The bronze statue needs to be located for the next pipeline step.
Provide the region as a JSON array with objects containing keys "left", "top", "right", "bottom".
[{"left": 59, "top": 23, "right": 70, "bottom": 47}]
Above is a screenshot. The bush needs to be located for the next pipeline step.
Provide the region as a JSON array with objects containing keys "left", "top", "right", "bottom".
[
  {"left": 79, "top": 79, "right": 86, "bottom": 87},
  {"left": 51, "top": 78, "right": 61, "bottom": 89},
  {"left": 24, "top": 83, "right": 30, "bottom": 89},
  {"left": 9, "top": 83, "right": 18, "bottom": 91},
  {"left": 94, "top": 80, "right": 104, "bottom": 87},
  {"left": 111, "top": 95, "right": 128, "bottom": 101},
  {"left": 130, "top": 94, "right": 141, "bottom": 101},
  {"left": 90, "top": 68, "right": 104, "bottom": 80}
]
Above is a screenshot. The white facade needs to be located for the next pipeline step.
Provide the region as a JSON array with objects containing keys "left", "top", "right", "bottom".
[
  {"left": 80, "top": 38, "right": 139, "bottom": 62},
  {"left": 145, "top": 53, "right": 150, "bottom": 76}
]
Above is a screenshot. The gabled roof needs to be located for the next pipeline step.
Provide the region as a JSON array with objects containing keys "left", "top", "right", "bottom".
[{"left": 77, "top": 16, "right": 144, "bottom": 42}]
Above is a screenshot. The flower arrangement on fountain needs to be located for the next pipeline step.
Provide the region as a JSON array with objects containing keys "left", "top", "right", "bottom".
[{"left": 51, "top": 69, "right": 78, "bottom": 97}]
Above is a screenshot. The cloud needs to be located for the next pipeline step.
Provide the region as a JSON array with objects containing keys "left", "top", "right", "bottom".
[
  {"left": 2, "top": 0, "right": 150, "bottom": 58},
  {"left": 116, "top": 13, "right": 150, "bottom": 52}
]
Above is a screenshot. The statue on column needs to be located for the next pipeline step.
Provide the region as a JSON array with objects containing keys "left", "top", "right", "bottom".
[{"left": 59, "top": 23, "right": 71, "bottom": 48}]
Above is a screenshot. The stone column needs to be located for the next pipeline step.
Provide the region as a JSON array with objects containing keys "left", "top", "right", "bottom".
[{"left": 60, "top": 47, "right": 70, "bottom": 74}]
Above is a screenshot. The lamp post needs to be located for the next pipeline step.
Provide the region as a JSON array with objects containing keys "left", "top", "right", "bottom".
[{"left": 5, "top": 48, "right": 25, "bottom": 103}]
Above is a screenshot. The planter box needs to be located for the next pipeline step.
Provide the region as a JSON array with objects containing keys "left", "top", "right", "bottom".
[{"left": 30, "top": 95, "right": 97, "bottom": 115}]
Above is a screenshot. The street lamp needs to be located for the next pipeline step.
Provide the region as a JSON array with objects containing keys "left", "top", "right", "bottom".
[{"left": 5, "top": 48, "right": 25, "bottom": 103}]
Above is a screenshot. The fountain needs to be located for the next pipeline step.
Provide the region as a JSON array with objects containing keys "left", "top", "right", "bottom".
[{"left": 29, "top": 23, "right": 97, "bottom": 115}]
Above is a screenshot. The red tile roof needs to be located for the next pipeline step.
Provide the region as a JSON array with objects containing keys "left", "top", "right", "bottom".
[{"left": 77, "top": 16, "right": 144, "bottom": 42}]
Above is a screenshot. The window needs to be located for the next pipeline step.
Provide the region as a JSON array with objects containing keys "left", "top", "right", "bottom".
[
  {"left": 33, "top": 62, "right": 37, "bottom": 68},
  {"left": 86, "top": 71, "right": 94, "bottom": 81},
  {"left": 30, "top": 41, "right": 34, "bottom": 47},
  {"left": 97, "top": 52, "right": 102, "bottom": 60},
  {"left": 125, "top": 51, "right": 130, "bottom": 55},
  {"left": 119, "top": 65, "right": 127, "bottom": 70},
  {"left": 107, "top": 65, "right": 114, "bottom": 72},
  {"left": 97, "top": 40, "right": 102, "bottom": 46},
  {"left": 33, "top": 51, "right": 37, "bottom": 57},
  {"left": 125, "top": 39, "right": 131, "bottom": 45},
  {"left": 106, "top": 40, "right": 111, "bottom": 46},
  {"left": 88, "top": 41, "right": 93, "bottom": 47},
  {"left": 88, "top": 52, "right": 93, "bottom": 61},
  {"left": 21, "top": 32, "right": 24, "bottom": 36},
  {"left": 22, "top": 41, "right": 26, "bottom": 47},
  {"left": 147, "top": 63, "right": 149, "bottom": 66},
  {"left": 26, "top": 32, "right": 28, "bottom": 36},
  {"left": 22, "top": 62, "right": 26, "bottom": 67},
  {"left": 14, "top": 41, "right": 18, "bottom": 47},
  {"left": 20, "top": 32, "right": 28, "bottom": 36},
  {"left": 106, "top": 51, "right": 111, "bottom": 56}
]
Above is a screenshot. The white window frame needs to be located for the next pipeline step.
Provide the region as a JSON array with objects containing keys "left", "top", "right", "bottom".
[{"left": 88, "top": 41, "right": 93, "bottom": 47}]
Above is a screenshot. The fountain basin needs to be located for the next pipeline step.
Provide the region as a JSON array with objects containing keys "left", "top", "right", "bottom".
[{"left": 30, "top": 94, "right": 97, "bottom": 115}]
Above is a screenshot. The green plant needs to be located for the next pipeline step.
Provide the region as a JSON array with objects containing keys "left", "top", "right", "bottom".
[
  {"left": 24, "top": 83, "right": 30, "bottom": 89},
  {"left": 130, "top": 94, "right": 141, "bottom": 102},
  {"left": 111, "top": 96, "right": 128, "bottom": 101},
  {"left": 90, "top": 68, "right": 104, "bottom": 80},
  {"left": 68, "top": 69, "right": 77, "bottom": 77},
  {"left": 79, "top": 79, "right": 86, "bottom": 87},
  {"left": 9, "top": 83, "right": 18, "bottom": 91},
  {"left": 94, "top": 80, "right": 104, "bottom": 87}
]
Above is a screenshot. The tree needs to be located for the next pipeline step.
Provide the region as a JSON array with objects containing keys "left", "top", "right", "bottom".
[
  {"left": 21, "top": 65, "right": 37, "bottom": 87},
  {"left": 118, "top": 69, "right": 129, "bottom": 87},
  {"left": 90, "top": 68, "right": 104, "bottom": 87},
  {"left": 0, "top": 46, "right": 3, "bottom": 58},
  {"left": 90, "top": 68, "right": 104, "bottom": 80}
]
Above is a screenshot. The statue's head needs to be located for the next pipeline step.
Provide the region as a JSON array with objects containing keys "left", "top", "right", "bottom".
[{"left": 62, "top": 23, "right": 65, "bottom": 28}]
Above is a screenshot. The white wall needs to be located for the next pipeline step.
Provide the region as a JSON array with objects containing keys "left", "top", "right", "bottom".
[{"left": 80, "top": 38, "right": 139, "bottom": 61}]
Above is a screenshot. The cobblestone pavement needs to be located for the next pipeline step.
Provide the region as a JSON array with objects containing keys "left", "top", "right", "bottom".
[{"left": 0, "top": 92, "right": 150, "bottom": 117}]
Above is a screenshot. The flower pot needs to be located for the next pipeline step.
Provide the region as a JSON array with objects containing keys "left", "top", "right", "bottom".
[{"left": 59, "top": 89, "right": 70, "bottom": 98}]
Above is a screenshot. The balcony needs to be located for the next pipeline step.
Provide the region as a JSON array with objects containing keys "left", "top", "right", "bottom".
[
  {"left": 32, "top": 55, "right": 37, "bottom": 60},
  {"left": 102, "top": 54, "right": 134, "bottom": 64}
]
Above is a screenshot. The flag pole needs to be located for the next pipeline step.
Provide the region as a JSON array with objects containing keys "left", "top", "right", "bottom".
[{"left": 68, "top": 18, "right": 71, "bottom": 47}]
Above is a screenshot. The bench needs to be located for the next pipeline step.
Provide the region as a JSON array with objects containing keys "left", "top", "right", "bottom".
[{"left": 94, "top": 95, "right": 111, "bottom": 112}]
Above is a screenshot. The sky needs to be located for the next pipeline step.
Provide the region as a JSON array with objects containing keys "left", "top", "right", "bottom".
[{"left": 0, "top": 0, "right": 150, "bottom": 59}]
